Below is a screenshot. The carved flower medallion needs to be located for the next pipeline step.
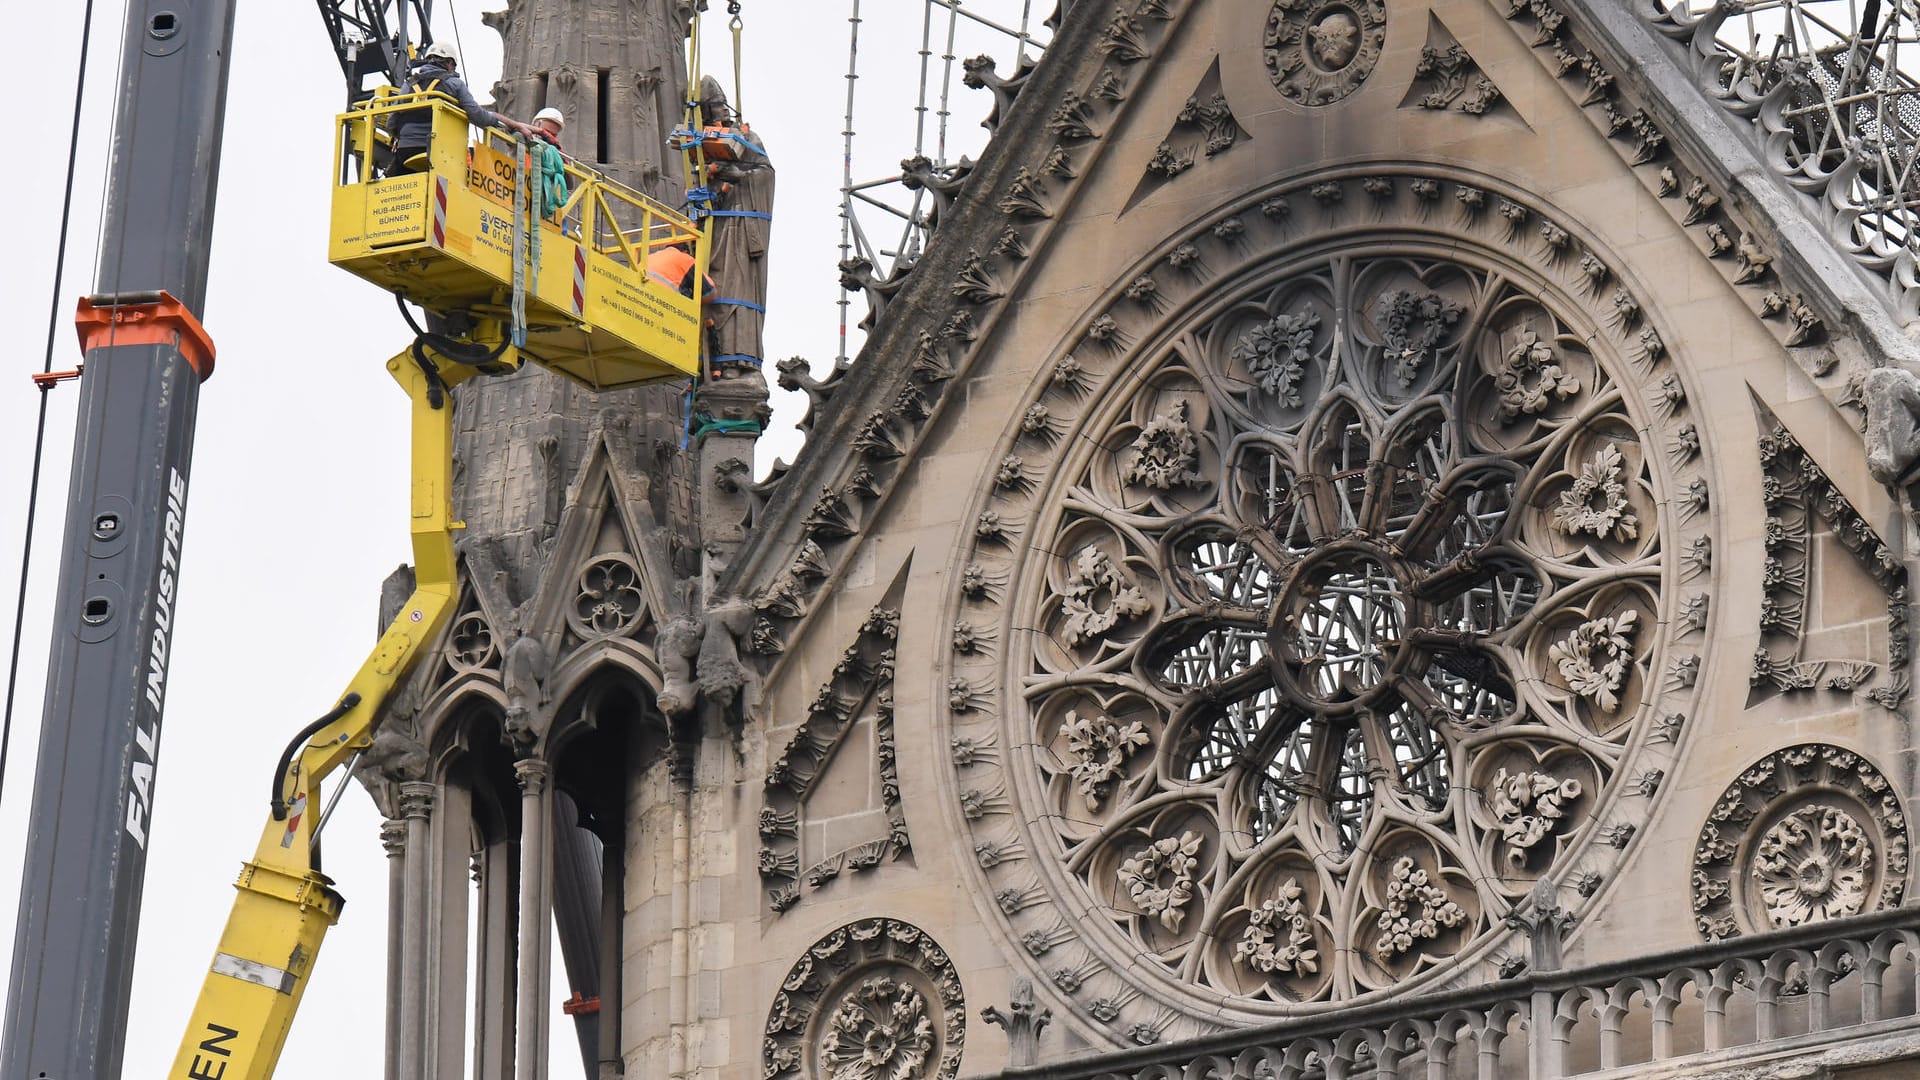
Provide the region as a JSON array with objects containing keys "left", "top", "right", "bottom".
[
  {"left": 822, "top": 977, "right": 936, "bottom": 1080},
  {"left": 947, "top": 174, "right": 1706, "bottom": 1033},
  {"left": 1693, "top": 745, "right": 1908, "bottom": 939},
  {"left": 1753, "top": 805, "right": 1872, "bottom": 928},
  {"left": 765, "top": 919, "right": 965, "bottom": 1080},
  {"left": 1233, "top": 878, "right": 1320, "bottom": 974},
  {"left": 1118, "top": 831, "right": 1205, "bottom": 930}
]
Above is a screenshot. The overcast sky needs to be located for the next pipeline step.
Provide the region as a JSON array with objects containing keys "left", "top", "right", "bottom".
[{"left": 0, "top": 2, "right": 1042, "bottom": 1075}]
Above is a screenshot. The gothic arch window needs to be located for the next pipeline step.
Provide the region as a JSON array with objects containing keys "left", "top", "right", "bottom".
[{"left": 943, "top": 171, "right": 1711, "bottom": 1032}]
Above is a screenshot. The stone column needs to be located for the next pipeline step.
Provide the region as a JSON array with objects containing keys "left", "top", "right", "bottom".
[
  {"left": 397, "top": 782, "right": 436, "bottom": 1080},
  {"left": 431, "top": 780, "right": 475, "bottom": 1078},
  {"left": 380, "top": 818, "right": 407, "bottom": 1080},
  {"left": 475, "top": 839, "right": 519, "bottom": 1078},
  {"left": 668, "top": 745, "right": 693, "bottom": 1080},
  {"left": 597, "top": 806, "right": 624, "bottom": 1079},
  {"left": 515, "top": 759, "right": 554, "bottom": 1080}
]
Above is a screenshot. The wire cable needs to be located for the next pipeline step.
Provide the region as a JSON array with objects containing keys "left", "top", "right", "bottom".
[
  {"left": 1, "top": 0, "right": 101, "bottom": 808},
  {"left": 445, "top": 0, "right": 470, "bottom": 75}
]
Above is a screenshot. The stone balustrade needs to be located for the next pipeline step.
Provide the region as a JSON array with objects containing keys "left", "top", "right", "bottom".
[{"left": 1000, "top": 905, "right": 1920, "bottom": 1080}]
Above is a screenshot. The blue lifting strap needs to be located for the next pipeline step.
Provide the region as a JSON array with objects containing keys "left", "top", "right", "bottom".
[
  {"left": 710, "top": 298, "right": 766, "bottom": 313},
  {"left": 710, "top": 353, "right": 763, "bottom": 365},
  {"left": 708, "top": 210, "right": 772, "bottom": 220}
]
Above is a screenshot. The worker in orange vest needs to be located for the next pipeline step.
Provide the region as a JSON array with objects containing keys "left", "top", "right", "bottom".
[{"left": 646, "top": 244, "right": 715, "bottom": 300}]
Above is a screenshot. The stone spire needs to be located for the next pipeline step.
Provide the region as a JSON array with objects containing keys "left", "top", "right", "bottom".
[
  {"left": 482, "top": 0, "right": 692, "bottom": 202},
  {"left": 451, "top": 0, "right": 702, "bottom": 605}
]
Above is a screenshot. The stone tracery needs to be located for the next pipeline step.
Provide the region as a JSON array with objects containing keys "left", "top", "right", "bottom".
[{"left": 944, "top": 174, "right": 1706, "bottom": 1023}]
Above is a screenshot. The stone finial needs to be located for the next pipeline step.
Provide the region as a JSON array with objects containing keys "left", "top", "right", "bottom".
[
  {"left": 1503, "top": 879, "right": 1574, "bottom": 972},
  {"left": 981, "top": 976, "right": 1051, "bottom": 1067}
]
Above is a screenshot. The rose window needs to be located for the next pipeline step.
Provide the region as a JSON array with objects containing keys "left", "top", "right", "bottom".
[{"left": 966, "top": 223, "right": 1698, "bottom": 1022}]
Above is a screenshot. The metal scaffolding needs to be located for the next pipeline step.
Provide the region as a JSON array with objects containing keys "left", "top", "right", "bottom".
[{"left": 835, "top": 0, "right": 1049, "bottom": 363}]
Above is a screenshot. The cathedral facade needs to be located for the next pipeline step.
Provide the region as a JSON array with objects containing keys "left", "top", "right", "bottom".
[{"left": 357, "top": 1, "right": 1920, "bottom": 1077}]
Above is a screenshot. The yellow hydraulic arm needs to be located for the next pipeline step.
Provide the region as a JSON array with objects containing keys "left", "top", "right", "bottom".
[
  {"left": 169, "top": 43, "right": 710, "bottom": 1080},
  {"left": 167, "top": 345, "right": 514, "bottom": 1080}
]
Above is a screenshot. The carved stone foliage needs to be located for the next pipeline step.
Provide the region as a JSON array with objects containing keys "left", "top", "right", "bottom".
[
  {"left": 1751, "top": 401, "right": 1910, "bottom": 711},
  {"left": 1265, "top": 0, "right": 1387, "bottom": 106},
  {"left": 823, "top": 978, "right": 934, "bottom": 1080},
  {"left": 765, "top": 919, "right": 965, "bottom": 1080},
  {"left": 1691, "top": 745, "right": 1909, "bottom": 940},
  {"left": 1497, "top": 0, "right": 1857, "bottom": 404},
  {"left": 1402, "top": 14, "right": 1503, "bottom": 116},
  {"left": 1645, "top": 1, "right": 1920, "bottom": 318},
  {"left": 762, "top": 602, "right": 910, "bottom": 913},
  {"left": 748, "top": 0, "right": 1199, "bottom": 662},
  {"left": 944, "top": 173, "right": 1707, "bottom": 1032}
]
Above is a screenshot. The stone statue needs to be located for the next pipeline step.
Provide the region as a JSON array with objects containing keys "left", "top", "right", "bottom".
[
  {"left": 502, "top": 624, "right": 550, "bottom": 750},
  {"left": 1865, "top": 367, "right": 1920, "bottom": 489},
  {"left": 656, "top": 612, "right": 704, "bottom": 718},
  {"left": 696, "top": 76, "right": 774, "bottom": 381},
  {"left": 696, "top": 598, "right": 755, "bottom": 711},
  {"left": 354, "top": 679, "right": 429, "bottom": 817}
]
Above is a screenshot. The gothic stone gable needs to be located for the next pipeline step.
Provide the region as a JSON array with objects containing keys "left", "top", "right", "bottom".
[{"left": 731, "top": 0, "right": 1918, "bottom": 1074}]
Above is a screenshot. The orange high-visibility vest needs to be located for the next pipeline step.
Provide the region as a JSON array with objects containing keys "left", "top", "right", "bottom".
[{"left": 646, "top": 248, "right": 713, "bottom": 298}]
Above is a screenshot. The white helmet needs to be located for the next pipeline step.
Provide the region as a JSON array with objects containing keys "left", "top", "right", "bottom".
[
  {"left": 419, "top": 41, "right": 457, "bottom": 64},
  {"left": 534, "top": 107, "right": 566, "bottom": 128}
]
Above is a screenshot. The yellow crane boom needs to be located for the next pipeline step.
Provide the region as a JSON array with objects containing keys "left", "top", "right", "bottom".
[{"left": 169, "top": 94, "right": 708, "bottom": 1079}]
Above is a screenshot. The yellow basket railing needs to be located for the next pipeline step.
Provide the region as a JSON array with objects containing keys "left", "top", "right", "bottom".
[{"left": 334, "top": 90, "right": 704, "bottom": 275}]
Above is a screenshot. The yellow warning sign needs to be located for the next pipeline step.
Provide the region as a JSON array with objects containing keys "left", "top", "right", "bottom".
[{"left": 467, "top": 143, "right": 519, "bottom": 211}]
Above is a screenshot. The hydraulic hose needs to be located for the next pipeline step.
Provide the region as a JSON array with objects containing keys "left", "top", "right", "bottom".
[
  {"left": 270, "top": 692, "right": 363, "bottom": 820},
  {"left": 394, "top": 293, "right": 513, "bottom": 365}
]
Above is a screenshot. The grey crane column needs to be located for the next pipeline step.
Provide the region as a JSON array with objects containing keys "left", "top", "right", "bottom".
[{"left": 2, "top": 1, "right": 238, "bottom": 1077}]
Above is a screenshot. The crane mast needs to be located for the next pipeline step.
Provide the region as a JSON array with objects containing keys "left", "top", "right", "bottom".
[
  {"left": 316, "top": 0, "right": 435, "bottom": 101},
  {"left": 2, "top": 0, "right": 238, "bottom": 1076}
]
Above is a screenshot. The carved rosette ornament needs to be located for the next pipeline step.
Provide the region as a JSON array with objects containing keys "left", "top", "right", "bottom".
[
  {"left": 944, "top": 171, "right": 1709, "bottom": 1033},
  {"left": 1754, "top": 806, "right": 1871, "bottom": 926},
  {"left": 765, "top": 919, "right": 965, "bottom": 1080},
  {"left": 823, "top": 977, "right": 935, "bottom": 1080},
  {"left": 1691, "top": 745, "right": 1909, "bottom": 939},
  {"left": 1265, "top": 0, "right": 1387, "bottom": 106}
]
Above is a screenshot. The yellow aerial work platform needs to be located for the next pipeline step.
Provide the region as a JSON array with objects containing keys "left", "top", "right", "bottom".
[{"left": 329, "top": 91, "right": 705, "bottom": 390}]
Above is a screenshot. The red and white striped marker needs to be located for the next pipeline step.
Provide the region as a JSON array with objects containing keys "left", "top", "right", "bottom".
[
  {"left": 571, "top": 246, "right": 586, "bottom": 317},
  {"left": 431, "top": 177, "right": 448, "bottom": 248}
]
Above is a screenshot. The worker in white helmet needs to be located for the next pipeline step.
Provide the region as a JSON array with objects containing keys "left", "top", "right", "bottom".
[
  {"left": 390, "top": 40, "right": 532, "bottom": 173},
  {"left": 531, "top": 107, "right": 566, "bottom": 152},
  {"left": 525, "top": 107, "right": 571, "bottom": 221}
]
